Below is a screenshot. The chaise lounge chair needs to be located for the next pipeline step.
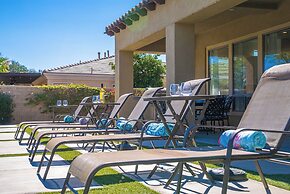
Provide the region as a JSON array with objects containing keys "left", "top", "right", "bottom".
[
  {"left": 36, "top": 78, "right": 210, "bottom": 180},
  {"left": 28, "top": 92, "right": 133, "bottom": 161},
  {"left": 62, "top": 64, "right": 290, "bottom": 194},
  {"left": 15, "top": 96, "right": 91, "bottom": 141}
]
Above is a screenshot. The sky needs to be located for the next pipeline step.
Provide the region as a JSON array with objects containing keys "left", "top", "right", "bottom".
[{"left": 0, "top": 0, "right": 141, "bottom": 71}]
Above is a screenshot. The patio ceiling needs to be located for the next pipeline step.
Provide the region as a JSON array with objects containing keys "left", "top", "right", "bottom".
[{"left": 105, "top": 0, "right": 166, "bottom": 36}]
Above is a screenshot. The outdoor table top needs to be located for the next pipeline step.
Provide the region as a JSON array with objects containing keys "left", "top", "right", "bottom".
[
  {"left": 79, "top": 102, "right": 120, "bottom": 106},
  {"left": 49, "top": 105, "right": 78, "bottom": 108},
  {"left": 144, "top": 95, "right": 222, "bottom": 101}
]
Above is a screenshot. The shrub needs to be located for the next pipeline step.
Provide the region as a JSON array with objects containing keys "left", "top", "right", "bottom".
[
  {"left": 0, "top": 92, "right": 14, "bottom": 124},
  {"left": 26, "top": 84, "right": 100, "bottom": 113}
]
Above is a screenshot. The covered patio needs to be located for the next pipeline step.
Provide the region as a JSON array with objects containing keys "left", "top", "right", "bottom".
[{"left": 108, "top": 0, "right": 290, "bottom": 122}]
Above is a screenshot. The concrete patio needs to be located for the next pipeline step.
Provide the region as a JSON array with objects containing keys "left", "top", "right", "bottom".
[{"left": 0, "top": 125, "right": 289, "bottom": 194}]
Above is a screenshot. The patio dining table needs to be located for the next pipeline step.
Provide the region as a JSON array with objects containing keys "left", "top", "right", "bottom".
[{"left": 144, "top": 95, "right": 221, "bottom": 148}]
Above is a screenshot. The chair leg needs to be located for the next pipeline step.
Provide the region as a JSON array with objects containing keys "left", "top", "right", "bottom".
[
  {"left": 164, "top": 163, "right": 180, "bottom": 188},
  {"left": 30, "top": 140, "right": 40, "bottom": 162},
  {"left": 176, "top": 163, "right": 184, "bottom": 194},
  {"left": 28, "top": 139, "right": 37, "bottom": 156},
  {"left": 27, "top": 133, "right": 33, "bottom": 147},
  {"left": 37, "top": 150, "right": 47, "bottom": 174},
  {"left": 254, "top": 160, "right": 270, "bottom": 192},
  {"left": 61, "top": 172, "right": 71, "bottom": 194},
  {"left": 19, "top": 130, "right": 26, "bottom": 143},
  {"left": 14, "top": 126, "right": 21, "bottom": 139},
  {"left": 43, "top": 151, "right": 56, "bottom": 180},
  {"left": 222, "top": 160, "right": 231, "bottom": 194},
  {"left": 184, "top": 163, "right": 196, "bottom": 177},
  {"left": 134, "top": 165, "right": 139, "bottom": 175},
  {"left": 147, "top": 164, "right": 159, "bottom": 179},
  {"left": 83, "top": 175, "right": 94, "bottom": 194},
  {"left": 198, "top": 162, "right": 214, "bottom": 183}
]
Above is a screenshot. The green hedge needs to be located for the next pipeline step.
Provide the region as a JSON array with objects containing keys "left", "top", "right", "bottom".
[
  {"left": 0, "top": 93, "right": 14, "bottom": 124},
  {"left": 26, "top": 84, "right": 100, "bottom": 113}
]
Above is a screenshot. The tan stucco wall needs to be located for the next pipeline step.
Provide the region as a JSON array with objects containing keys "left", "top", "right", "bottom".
[
  {"left": 44, "top": 73, "right": 115, "bottom": 88},
  {"left": 115, "top": 0, "right": 246, "bottom": 51},
  {"left": 0, "top": 86, "right": 51, "bottom": 124},
  {"left": 194, "top": 0, "right": 290, "bottom": 80}
]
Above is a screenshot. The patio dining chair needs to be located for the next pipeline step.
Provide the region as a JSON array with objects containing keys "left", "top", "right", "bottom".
[
  {"left": 15, "top": 96, "right": 91, "bottom": 141},
  {"left": 62, "top": 63, "right": 290, "bottom": 194}
]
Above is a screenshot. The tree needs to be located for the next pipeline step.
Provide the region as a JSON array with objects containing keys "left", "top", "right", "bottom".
[
  {"left": 0, "top": 53, "right": 9, "bottom": 73},
  {"left": 109, "top": 54, "right": 165, "bottom": 88},
  {"left": 9, "top": 61, "right": 29, "bottom": 73},
  {"left": 133, "top": 54, "right": 165, "bottom": 88}
]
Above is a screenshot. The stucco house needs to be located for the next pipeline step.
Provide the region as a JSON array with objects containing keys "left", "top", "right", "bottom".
[
  {"left": 33, "top": 54, "right": 115, "bottom": 88},
  {"left": 106, "top": 0, "right": 290, "bottom": 120}
]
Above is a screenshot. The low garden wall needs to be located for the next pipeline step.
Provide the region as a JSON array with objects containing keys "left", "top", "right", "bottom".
[
  {"left": 0, "top": 86, "right": 50, "bottom": 124},
  {"left": 0, "top": 85, "right": 155, "bottom": 125},
  {"left": 0, "top": 85, "right": 101, "bottom": 124}
]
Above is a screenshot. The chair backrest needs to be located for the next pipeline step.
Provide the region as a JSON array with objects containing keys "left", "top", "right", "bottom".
[
  {"left": 237, "top": 63, "right": 290, "bottom": 149},
  {"left": 85, "top": 104, "right": 99, "bottom": 118},
  {"left": 73, "top": 96, "right": 91, "bottom": 117},
  {"left": 203, "top": 97, "right": 225, "bottom": 119},
  {"left": 164, "top": 78, "right": 211, "bottom": 122},
  {"left": 127, "top": 87, "right": 163, "bottom": 126},
  {"left": 224, "top": 95, "right": 233, "bottom": 114},
  {"left": 109, "top": 93, "right": 133, "bottom": 118}
]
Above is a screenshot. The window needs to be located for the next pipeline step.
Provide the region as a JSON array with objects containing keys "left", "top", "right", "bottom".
[
  {"left": 207, "top": 24, "right": 290, "bottom": 112},
  {"left": 233, "top": 38, "right": 258, "bottom": 112},
  {"left": 208, "top": 47, "right": 229, "bottom": 95},
  {"left": 264, "top": 28, "right": 290, "bottom": 70}
]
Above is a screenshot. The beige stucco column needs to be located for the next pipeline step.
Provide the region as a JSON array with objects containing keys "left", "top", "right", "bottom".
[
  {"left": 115, "top": 50, "right": 134, "bottom": 99},
  {"left": 166, "top": 23, "right": 195, "bottom": 92}
]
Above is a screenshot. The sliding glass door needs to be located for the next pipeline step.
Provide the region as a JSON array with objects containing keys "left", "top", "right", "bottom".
[
  {"left": 233, "top": 38, "right": 258, "bottom": 112},
  {"left": 208, "top": 47, "right": 229, "bottom": 95}
]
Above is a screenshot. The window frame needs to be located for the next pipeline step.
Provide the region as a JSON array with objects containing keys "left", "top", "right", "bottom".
[{"left": 206, "top": 21, "right": 290, "bottom": 113}]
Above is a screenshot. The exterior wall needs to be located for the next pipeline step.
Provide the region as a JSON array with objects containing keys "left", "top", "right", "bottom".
[
  {"left": 115, "top": 0, "right": 246, "bottom": 51},
  {"left": 0, "top": 86, "right": 51, "bottom": 124},
  {"left": 195, "top": 0, "right": 290, "bottom": 79},
  {"left": 44, "top": 73, "right": 115, "bottom": 88}
]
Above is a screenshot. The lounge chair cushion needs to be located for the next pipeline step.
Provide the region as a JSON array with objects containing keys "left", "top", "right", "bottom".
[
  {"left": 64, "top": 115, "right": 74, "bottom": 123},
  {"left": 145, "top": 123, "right": 174, "bottom": 137},
  {"left": 218, "top": 130, "right": 267, "bottom": 151},
  {"left": 116, "top": 117, "right": 133, "bottom": 131}
]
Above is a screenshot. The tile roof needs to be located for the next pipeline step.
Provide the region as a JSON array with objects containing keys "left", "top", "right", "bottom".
[
  {"left": 105, "top": 0, "right": 166, "bottom": 36},
  {"left": 43, "top": 56, "right": 115, "bottom": 75}
]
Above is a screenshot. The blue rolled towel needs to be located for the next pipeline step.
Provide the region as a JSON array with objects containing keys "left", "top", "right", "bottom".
[
  {"left": 116, "top": 117, "right": 133, "bottom": 131},
  {"left": 64, "top": 115, "right": 74, "bottom": 123},
  {"left": 96, "top": 118, "right": 110, "bottom": 128},
  {"left": 145, "top": 123, "right": 175, "bottom": 137},
  {"left": 218, "top": 130, "right": 267, "bottom": 151}
]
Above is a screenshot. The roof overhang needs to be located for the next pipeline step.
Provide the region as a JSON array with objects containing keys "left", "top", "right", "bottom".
[{"left": 105, "top": 0, "right": 166, "bottom": 36}]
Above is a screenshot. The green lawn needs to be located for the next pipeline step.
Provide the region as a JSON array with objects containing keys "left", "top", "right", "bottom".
[
  {"left": 24, "top": 127, "right": 158, "bottom": 194},
  {"left": 21, "top": 127, "right": 290, "bottom": 193}
]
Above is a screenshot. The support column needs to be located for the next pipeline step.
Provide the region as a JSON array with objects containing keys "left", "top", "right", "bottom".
[
  {"left": 166, "top": 23, "right": 195, "bottom": 92},
  {"left": 115, "top": 50, "right": 134, "bottom": 99}
]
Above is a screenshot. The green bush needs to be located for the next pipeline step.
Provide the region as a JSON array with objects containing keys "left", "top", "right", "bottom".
[
  {"left": 133, "top": 88, "right": 146, "bottom": 96},
  {"left": 0, "top": 93, "right": 14, "bottom": 124},
  {"left": 26, "top": 84, "right": 100, "bottom": 113}
]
